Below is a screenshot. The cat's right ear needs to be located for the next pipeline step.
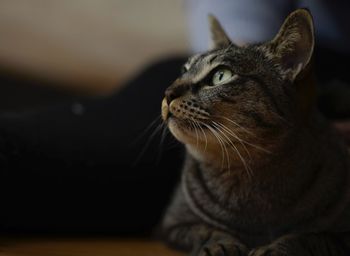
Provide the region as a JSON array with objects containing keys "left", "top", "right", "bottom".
[
  {"left": 208, "top": 14, "right": 232, "bottom": 49},
  {"left": 265, "top": 9, "right": 315, "bottom": 81}
]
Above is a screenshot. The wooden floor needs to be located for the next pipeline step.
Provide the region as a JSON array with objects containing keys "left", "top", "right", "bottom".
[{"left": 0, "top": 238, "right": 184, "bottom": 256}]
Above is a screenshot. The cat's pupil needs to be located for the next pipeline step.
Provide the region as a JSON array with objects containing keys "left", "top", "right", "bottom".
[{"left": 219, "top": 72, "right": 224, "bottom": 80}]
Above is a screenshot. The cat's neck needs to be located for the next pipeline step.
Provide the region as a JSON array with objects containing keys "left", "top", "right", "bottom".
[
  {"left": 183, "top": 113, "right": 350, "bottom": 236},
  {"left": 184, "top": 112, "right": 341, "bottom": 205}
]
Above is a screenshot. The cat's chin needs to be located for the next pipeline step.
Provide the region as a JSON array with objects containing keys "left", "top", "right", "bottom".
[
  {"left": 167, "top": 117, "right": 192, "bottom": 144},
  {"left": 168, "top": 118, "right": 212, "bottom": 153},
  {"left": 168, "top": 117, "right": 207, "bottom": 146}
]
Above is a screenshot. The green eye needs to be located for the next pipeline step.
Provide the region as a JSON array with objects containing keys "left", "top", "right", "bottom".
[{"left": 212, "top": 69, "right": 233, "bottom": 86}]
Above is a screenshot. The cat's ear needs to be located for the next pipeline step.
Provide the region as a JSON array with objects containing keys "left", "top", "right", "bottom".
[
  {"left": 208, "top": 14, "right": 232, "bottom": 49},
  {"left": 266, "top": 9, "right": 314, "bottom": 80}
]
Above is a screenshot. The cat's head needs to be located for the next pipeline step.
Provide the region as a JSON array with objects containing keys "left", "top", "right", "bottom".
[{"left": 161, "top": 9, "right": 315, "bottom": 165}]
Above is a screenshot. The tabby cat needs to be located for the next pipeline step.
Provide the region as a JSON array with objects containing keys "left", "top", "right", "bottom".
[{"left": 160, "top": 9, "right": 350, "bottom": 256}]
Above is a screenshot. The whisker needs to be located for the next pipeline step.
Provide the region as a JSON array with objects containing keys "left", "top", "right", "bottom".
[
  {"left": 156, "top": 123, "right": 169, "bottom": 165},
  {"left": 133, "top": 118, "right": 164, "bottom": 166},
  {"left": 213, "top": 116, "right": 271, "bottom": 154},
  {"left": 213, "top": 115, "right": 256, "bottom": 137},
  {"left": 209, "top": 124, "right": 230, "bottom": 171},
  {"left": 193, "top": 121, "right": 200, "bottom": 148},
  {"left": 213, "top": 120, "right": 252, "bottom": 160},
  {"left": 191, "top": 119, "right": 208, "bottom": 152},
  {"left": 195, "top": 120, "right": 208, "bottom": 151},
  {"left": 211, "top": 121, "right": 253, "bottom": 178},
  {"left": 131, "top": 115, "right": 162, "bottom": 146},
  {"left": 200, "top": 121, "right": 228, "bottom": 172}
]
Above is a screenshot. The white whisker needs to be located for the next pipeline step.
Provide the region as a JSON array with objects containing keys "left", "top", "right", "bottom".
[
  {"left": 156, "top": 123, "right": 169, "bottom": 164},
  {"left": 213, "top": 120, "right": 253, "bottom": 160},
  {"left": 211, "top": 121, "right": 253, "bottom": 178},
  {"left": 195, "top": 121, "right": 208, "bottom": 151},
  {"left": 200, "top": 121, "right": 227, "bottom": 171},
  {"left": 134, "top": 117, "right": 164, "bottom": 166},
  {"left": 214, "top": 115, "right": 255, "bottom": 137},
  {"left": 213, "top": 116, "right": 271, "bottom": 154},
  {"left": 131, "top": 115, "right": 162, "bottom": 146}
]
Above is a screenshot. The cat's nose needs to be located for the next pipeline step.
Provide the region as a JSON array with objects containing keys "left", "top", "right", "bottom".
[
  {"left": 165, "top": 89, "right": 177, "bottom": 105},
  {"left": 165, "top": 83, "right": 188, "bottom": 104}
]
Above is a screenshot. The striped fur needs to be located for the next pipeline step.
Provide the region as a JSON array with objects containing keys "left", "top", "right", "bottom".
[{"left": 160, "top": 9, "right": 350, "bottom": 256}]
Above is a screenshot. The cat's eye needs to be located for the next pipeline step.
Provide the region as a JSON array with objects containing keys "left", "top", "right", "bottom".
[{"left": 212, "top": 69, "right": 233, "bottom": 86}]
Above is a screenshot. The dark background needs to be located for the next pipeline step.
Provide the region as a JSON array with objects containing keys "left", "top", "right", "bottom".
[{"left": 0, "top": 57, "right": 186, "bottom": 237}]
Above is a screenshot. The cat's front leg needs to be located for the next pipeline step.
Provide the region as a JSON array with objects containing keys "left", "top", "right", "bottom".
[
  {"left": 190, "top": 229, "right": 248, "bottom": 256},
  {"left": 249, "top": 233, "right": 347, "bottom": 256},
  {"left": 161, "top": 187, "right": 248, "bottom": 255},
  {"left": 163, "top": 223, "right": 248, "bottom": 256}
]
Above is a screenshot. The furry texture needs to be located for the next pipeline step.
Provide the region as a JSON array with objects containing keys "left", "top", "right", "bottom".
[{"left": 160, "top": 9, "right": 350, "bottom": 256}]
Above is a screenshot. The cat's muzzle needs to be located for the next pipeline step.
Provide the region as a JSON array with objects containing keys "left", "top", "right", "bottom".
[{"left": 162, "top": 97, "right": 170, "bottom": 121}]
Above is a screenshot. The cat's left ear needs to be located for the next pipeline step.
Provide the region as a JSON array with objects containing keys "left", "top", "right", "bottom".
[
  {"left": 266, "top": 9, "right": 315, "bottom": 80},
  {"left": 208, "top": 14, "right": 232, "bottom": 49}
]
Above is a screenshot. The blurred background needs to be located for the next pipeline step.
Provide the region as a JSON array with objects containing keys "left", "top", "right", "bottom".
[
  {"left": 0, "top": 1, "right": 190, "bottom": 254},
  {"left": 0, "top": 0, "right": 188, "bottom": 95}
]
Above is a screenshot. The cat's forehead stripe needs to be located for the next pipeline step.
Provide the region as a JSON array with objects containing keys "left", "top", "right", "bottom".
[
  {"left": 185, "top": 54, "right": 201, "bottom": 69},
  {"left": 186, "top": 52, "right": 219, "bottom": 69},
  {"left": 185, "top": 52, "right": 228, "bottom": 83},
  {"left": 191, "top": 62, "right": 221, "bottom": 83}
]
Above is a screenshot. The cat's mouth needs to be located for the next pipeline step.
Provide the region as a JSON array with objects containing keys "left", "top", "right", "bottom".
[
  {"left": 162, "top": 97, "right": 209, "bottom": 121},
  {"left": 166, "top": 117, "right": 210, "bottom": 145},
  {"left": 162, "top": 97, "right": 214, "bottom": 145}
]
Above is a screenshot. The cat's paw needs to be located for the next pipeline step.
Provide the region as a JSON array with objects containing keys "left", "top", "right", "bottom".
[
  {"left": 192, "top": 240, "right": 248, "bottom": 256},
  {"left": 191, "top": 231, "right": 248, "bottom": 256},
  {"left": 248, "top": 245, "right": 288, "bottom": 256},
  {"left": 248, "top": 235, "right": 308, "bottom": 256},
  {"left": 248, "top": 233, "right": 334, "bottom": 256}
]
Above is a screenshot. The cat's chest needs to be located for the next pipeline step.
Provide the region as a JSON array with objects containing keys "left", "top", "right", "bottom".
[{"left": 182, "top": 166, "right": 289, "bottom": 234}]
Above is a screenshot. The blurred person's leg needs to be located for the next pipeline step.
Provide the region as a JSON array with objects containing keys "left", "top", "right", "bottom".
[{"left": 0, "top": 57, "right": 187, "bottom": 235}]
